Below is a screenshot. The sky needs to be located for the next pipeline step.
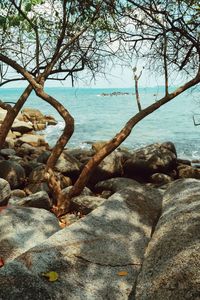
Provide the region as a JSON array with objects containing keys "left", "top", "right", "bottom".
[{"left": 6, "top": 63, "right": 167, "bottom": 89}]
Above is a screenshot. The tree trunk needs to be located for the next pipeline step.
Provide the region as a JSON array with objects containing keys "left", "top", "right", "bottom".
[
  {"left": 134, "top": 74, "right": 142, "bottom": 111},
  {"left": 35, "top": 89, "right": 74, "bottom": 170},
  {"left": 56, "top": 73, "right": 200, "bottom": 216},
  {"left": 0, "top": 85, "right": 33, "bottom": 149}
]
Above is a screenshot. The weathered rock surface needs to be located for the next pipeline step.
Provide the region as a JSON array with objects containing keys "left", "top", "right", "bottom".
[
  {"left": 0, "top": 178, "right": 11, "bottom": 205},
  {"left": 135, "top": 178, "right": 200, "bottom": 300},
  {"left": 9, "top": 191, "right": 52, "bottom": 210},
  {"left": 0, "top": 160, "right": 25, "bottom": 189},
  {"left": 124, "top": 142, "right": 177, "bottom": 181},
  {"left": 0, "top": 207, "right": 60, "bottom": 263},
  {"left": 0, "top": 184, "right": 162, "bottom": 299}
]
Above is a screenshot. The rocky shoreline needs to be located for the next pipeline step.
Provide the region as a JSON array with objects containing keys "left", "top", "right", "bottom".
[{"left": 0, "top": 107, "right": 200, "bottom": 299}]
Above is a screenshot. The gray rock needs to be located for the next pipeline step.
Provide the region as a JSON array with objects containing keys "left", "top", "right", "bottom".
[
  {"left": 70, "top": 195, "right": 106, "bottom": 214},
  {"left": 62, "top": 185, "right": 92, "bottom": 196},
  {"left": 0, "top": 160, "right": 25, "bottom": 189},
  {"left": 0, "top": 148, "right": 16, "bottom": 158},
  {"left": 95, "top": 177, "right": 141, "bottom": 194},
  {"left": 124, "top": 142, "right": 177, "bottom": 181},
  {"left": 9, "top": 191, "right": 52, "bottom": 210},
  {"left": 37, "top": 151, "right": 51, "bottom": 164},
  {"left": 0, "top": 207, "right": 60, "bottom": 263},
  {"left": 55, "top": 152, "right": 81, "bottom": 177},
  {"left": 0, "top": 178, "right": 11, "bottom": 205},
  {"left": 135, "top": 178, "right": 200, "bottom": 300},
  {"left": 89, "top": 151, "right": 123, "bottom": 185},
  {"left": 0, "top": 184, "right": 161, "bottom": 299}
]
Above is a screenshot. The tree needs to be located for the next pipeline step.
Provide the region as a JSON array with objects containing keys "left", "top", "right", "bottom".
[
  {"left": 55, "top": 0, "right": 200, "bottom": 216},
  {"left": 0, "top": 0, "right": 120, "bottom": 170}
]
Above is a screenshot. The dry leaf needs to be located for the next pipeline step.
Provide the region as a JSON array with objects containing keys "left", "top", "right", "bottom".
[
  {"left": 0, "top": 258, "right": 4, "bottom": 268},
  {"left": 117, "top": 271, "right": 128, "bottom": 276},
  {"left": 42, "top": 271, "right": 58, "bottom": 282}
]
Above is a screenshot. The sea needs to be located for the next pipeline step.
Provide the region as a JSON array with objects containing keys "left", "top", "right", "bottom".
[{"left": 0, "top": 85, "right": 200, "bottom": 160}]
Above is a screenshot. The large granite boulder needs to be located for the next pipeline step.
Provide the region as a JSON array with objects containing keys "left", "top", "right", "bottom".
[
  {"left": 0, "top": 206, "right": 60, "bottom": 263},
  {"left": 135, "top": 178, "right": 200, "bottom": 300},
  {"left": 0, "top": 160, "right": 25, "bottom": 189},
  {"left": 123, "top": 142, "right": 177, "bottom": 181},
  {"left": 0, "top": 184, "right": 162, "bottom": 299}
]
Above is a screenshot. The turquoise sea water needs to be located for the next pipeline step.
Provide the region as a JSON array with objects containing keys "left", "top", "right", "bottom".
[{"left": 0, "top": 86, "right": 200, "bottom": 160}]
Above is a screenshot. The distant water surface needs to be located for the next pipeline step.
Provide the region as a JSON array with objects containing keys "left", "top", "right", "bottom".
[{"left": 0, "top": 86, "right": 200, "bottom": 160}]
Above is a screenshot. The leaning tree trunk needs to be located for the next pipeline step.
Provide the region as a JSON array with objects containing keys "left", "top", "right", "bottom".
[
  {"left": 56, "top": 72, "right": 200, "bottom": 216},
  {"left": 0, "top": 85, "right": 33, "bottom": 148},
  {"left": 35, "top": 89, "right": 74, "bottom": 170}
]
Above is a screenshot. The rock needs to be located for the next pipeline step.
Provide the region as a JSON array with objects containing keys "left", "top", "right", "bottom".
[
  {"left": 7, "top": 130, "right": 17, "bottom": 139},
  {"left": 150, "top": 173, "right": 173, "bottom": 186},
  {"left": 0, "top": 160, "right": 25, "bottom": 189},
  {"left": 62, "top": 185, "right": 92, "bottom": 196},
  {"left": 9, "top": 191, "right": 52, "bottom": 210},
  {"left": 0, "top": 148, "right": 16, "bottom": 158},
  {"left": 95, "top": 177, "right": 142, "bottom": 194},
  {"left": 65, "top": 148, "right": 94, "bottom": 163},
  {"left": 11, "top": 120, "right": 33, "bottom": 134},
  {"left": 92, "top": 141, "right": 107, "bottom": 152},
  {"left": 178, "top": 164, "right": 200, "bottom": 179},
  {"left": 22, "top": 107, "right": 44, "bottom": 121},
  {"left": 10, "top": 189, "right": 26, "bottom": 198},
  {"left": 177, "top": 158, "right": 191, "bottom": 166},
  {"left": 28, "top": 166, "right": 49, "bottom": 194},
  {"left": 0, "top": 206, "right": 60, "bottom": 262},
  {"left": 89, "top": 151, "right": 123, "bottom": 185},
  {"left": 33, "top": 123, "right": 46, "bottom": 131},
  {"left": 44, "top": 115, "right": 57, "bottom": 125},
  {"left": 22, "top": 161, "right": 43, "bottom": 177},
  {"left": 0, "top": 178, "right": 11, "bottom": 205},
  {"left": 55, "top": 153, "right": 82, "bottom": 178},
  {"left": 60, "top": 213, "right": 80, "bottom": 226},
  {"left": 70, "top": 195, "right": 106, "bottom": 214},
  {"left": 4, "top": 137, "right": 15, "bottom": 148},
  {"left": 124, "top": 142, "right": 177, "bottom": 181},
  {"left": 135, "top": 178, "right": 200, "bottom": 300},
  {"left": 8, "top": 155, "right": 24, "bottom": 164},
  {"left": 0, "top": 108, "right": 7, "bottom": 121},
  {"left": 18, "top": 134, "right": 47, "bottom": 147},
  {"left": 161, "top": 141, "right": 177, "bottom": 156},
  {"left": 37, "top": 150, "right": 51, "bottom": 164},
  {"left": 0, "top": 185, "right": 162, "bottom": 299}
]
